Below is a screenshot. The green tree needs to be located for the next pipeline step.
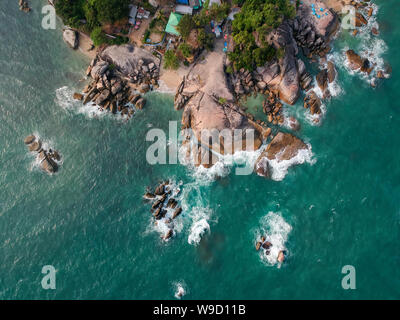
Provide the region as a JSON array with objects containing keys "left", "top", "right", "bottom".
[
  {"left": 177, "top": 14, "right": 194, "bottom": 40},
  {"left": 90, "top": 27, "right": 107, "bottom": 46},
  {"left": 229, "top": 0, "right": 295, "bottom": 70},
  {"left": 179, "top": 43, "right": 192, "bottom": 58},
  {"left": 164, "top": 50, "right": 179, "bottom": 70}
]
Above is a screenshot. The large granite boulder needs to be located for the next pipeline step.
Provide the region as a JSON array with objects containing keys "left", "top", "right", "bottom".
[
  {"left": 254, "top": 132, "right": 309, "bottom": 177},
  {"left": 63, "top": 29, "right": 79, "bottom": 49}
]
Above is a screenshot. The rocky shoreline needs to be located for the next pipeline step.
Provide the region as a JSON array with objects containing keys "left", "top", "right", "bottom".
[
  {"left": 73, "top": 44, "right": 161, "bottom": 118},
  {"left": 60, "top": 0, "right": 390, "bottom": 178}
]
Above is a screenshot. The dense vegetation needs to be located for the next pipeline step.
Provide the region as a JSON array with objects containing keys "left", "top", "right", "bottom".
[
  {"left": 55, "top": 0, "right": 130, "bottom": 44},
  {"left": 228, "top": 0, "right": 295, "bottom": 71},
  {"left": 164, "top": 50, "right": 180, "bottom": 70}
]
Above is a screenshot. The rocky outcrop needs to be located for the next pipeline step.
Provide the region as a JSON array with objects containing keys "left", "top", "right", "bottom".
[
  {"left": 304, "top": 91, "right": 322, "bottom": 115},
  {"left": 19, "top": 0, "right": 31, "bottom": 13},
  {"left": 144, "top": 181, "right": 183, "bottom": 241},
  {"left": 63, "top": 29, "right": 79, "bottom": 50},
  {"left": 78, "top": 46, "right": 157, "bottom": 118},
  {"left": 254, "top": 132, "right": 309, "bottom": 177},
  {"left": 346, "top": 49, "right": 373, "bottom": 74},
  {"left": 255, "top": 235, "right": 284, "bottom": 263},
  {"left": 262, "top": 132, "right": 308, "bottom": 161},
  {"left": 175, "top": 50, "right": 270, "bottom": 168},
  {"left": 262, "top": 91, "right": 284, "bottom": 125},
  {"left": 24, "top": 135, "right": 61, "bottom": 174},
  {"left": 230, "top": 1, "right": 338, "bottom": 106},
  {"left": 99, "top": 44, "right": 160, "bottom": 82}
]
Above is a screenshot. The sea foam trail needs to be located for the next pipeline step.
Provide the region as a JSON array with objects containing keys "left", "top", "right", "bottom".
[{"left": 255, "top": 212, "right": 292, "bottom": 267}]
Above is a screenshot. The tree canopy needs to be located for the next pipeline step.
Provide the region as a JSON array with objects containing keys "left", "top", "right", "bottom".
[
  {"left": 55, "top": 0, "right": 130, "bottom": 30},
  {"left": 229, "top": 0, "right": 295, "bottom": 71}
]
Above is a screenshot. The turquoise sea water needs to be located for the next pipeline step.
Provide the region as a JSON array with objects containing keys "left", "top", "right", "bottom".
[{"left": 0, "top": 1, "right": 399, "bottom": 299}]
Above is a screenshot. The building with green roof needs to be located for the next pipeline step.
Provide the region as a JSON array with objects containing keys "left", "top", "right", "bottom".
[{"left": 165, "top": 12, "right": 182, "bottom": 36}]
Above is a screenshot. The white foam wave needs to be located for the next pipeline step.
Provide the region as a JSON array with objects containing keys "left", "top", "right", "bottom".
[
  {"left": 255, "top": 212, "right": 292, "bottom": 267},
  {"left": 173, "top": 281, "right": 187, "bottom": 299},
  {"left": 179, "top": 136, "right": 265, "bottom": 185},
  {"left": 266, "top": 144, "right": 315, "bottom": 181},
  {"left": 330, "top": 3, "right": 389, "bottom": 84},
  {"left": 55, "top": 86, "right": 136, "bottom": 120},
  {"left": 187, "top": 207, "right": 211, "bottom": 245}
]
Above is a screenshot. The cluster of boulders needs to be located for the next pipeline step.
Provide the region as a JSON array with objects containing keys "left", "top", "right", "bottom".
[
  {"left": 75, "top": 69, "right": 146, "bottom": 118},
  {"left": 18, "top": 0, "right": 31, "bottom": 13},
  {"left": 291, "top": 18, "right": 334, "bottom": 58},
  {"left": 144, "top": 181, "right": 183, "bottom": 241},
  {"left": 255, "top": 236, "right": 286, "bottom": 263},
  {"left": 94, "top": 45, "right": 160, "bottom": 91},
  {"left": 75, "top": 45, "right": 161, "bottom": 117},
  {"left": 24, "top": 135, "right": 61, "bottom": 174},
  {"left": 262, "top": 91, "right": 284, "bottom": 125},
  {"left": 345, "top": 48, "right": 391, "bottom": 87},
  {"left": 231, "top": 68, "right": 262, "bottom": 97},
  {"left": 304, "top": 91, "right": 322, "bottom": 116},
  {"left": 350, "top": 1, "right": 377, "bottom": 36}
]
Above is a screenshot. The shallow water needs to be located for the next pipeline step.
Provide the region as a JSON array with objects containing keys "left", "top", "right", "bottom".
[{"left": 0, "top": 0, "right": 399, "bottom": 299}]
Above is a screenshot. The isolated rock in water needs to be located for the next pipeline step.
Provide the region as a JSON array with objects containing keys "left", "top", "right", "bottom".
[
  {"left": 63, "top": 29, "right": 79, "bottom": 49},
  {"left": 304, "top": 91, "right": 322, "bottom": 115},
  {"left": 355, "top": 12, "right": 368, "bottom": 27},
  {"left": 288, "top": 117, "right": 300, "bottom": 131},
  {"left": 254, "top": 132, "right": 309, "bottom": 178},
  {"left": 24, "top": 135, "right": 36, "bottom": 145}
]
